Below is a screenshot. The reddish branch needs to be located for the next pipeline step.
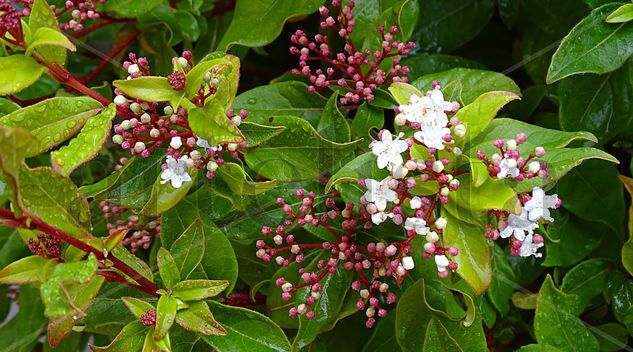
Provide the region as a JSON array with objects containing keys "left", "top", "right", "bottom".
[
  {"left": 79, "top": 29, "right": 141, "bottom": 84},
  {"left": 0, "top": 208, "right": 160, "bottom": 297}
]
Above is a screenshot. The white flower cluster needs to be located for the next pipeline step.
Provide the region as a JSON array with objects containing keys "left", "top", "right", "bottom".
[
  {"left": 500, "top": 187, "right": 559, "bottom": 257},
  {"left": 160, "top": 136, "right": 223, "bottom": 188}
]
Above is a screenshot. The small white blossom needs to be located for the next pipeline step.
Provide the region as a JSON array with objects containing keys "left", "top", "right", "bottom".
[
  {"left": 409, "top": 196, "right": 422, "bottom": 209},
  {"left": 170, "top": 136, "right": 183, "bottom": 150},
  {"left": 364, "top": 178, "right": 398, "bottom": 211},
  {"left": 498, "top": 157, "right": 520, "bottom": 179},
  {"left": 370, "top": 131, "right": 409, "bottom": 170},
  {"left": 519, "top": 234, "right": 544, "bottom": 258},
  {"left": 499, "top": 208, "right": 538, "bottom": 241},
  {"left": 371, "top": 211, "right": 393, "bottom": 225},
  {"left": 391, "top": 164, "right": 409, "bottom": 179},
  {"left": 528, "top": 161, "right": 540, "bottom": 174},
  {"left": 402, "top": 256, "right": 415, "bottom": 270},
  {"left": 127, "top": 64, "right": 140, "bottom": 75},
  {"left": 196, "top": 137, "right": 222, "bottom": 152},
  {"left": 434, "top": 217, "right": 447, "bottom": 230},
  {"left": 435, "top": 254, "right": 450, "bottom": 273},
  {"left": 524, "top": 187, "right": 558, "bottom": 222},
  {"left": 414, "top": 124, "right": 451, "bottom": 150},
  {"left": 404, "top": 217, "right": 428, "bottom": 235},
  {"left": 161, "top": 155, "right": 192, "bottom": 188}
]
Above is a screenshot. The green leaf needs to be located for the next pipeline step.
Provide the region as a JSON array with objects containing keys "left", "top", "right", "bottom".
[
  {"left": 412, "top": 68, "right": 520, "bottom": 106},
  {"left": 0, "top": 127, "right": 36, "bottom": 208},
  {"left": 51, "top": 104, "right": 116, "bottom": 175},
  {"left": 621, "top": 175, "right": 633, "bottom": 276},
  {"left": 40, "top": 254, "right": 99, "bottom": 317},
  {"left": 325, "top": 152, "right": 389, "bottom": 193},
  {"left": 122, "top": 296, "right": 155, "bottom": 319},
  {"left": 517, "top": 345, "right": 564, "bottom": 352},
  {"left": 0, "top": 55, "right": 45, "bottom": 95},
  {"left": 187, "top": 54, "right": 240, "bottom": 108},
  {"left": 0, "top": 98, "right": 20, "bottom": 116},
  {"left": 113, "top": 77, "right": 185, "bottom": 108},
  {"left": 28, "top": 0, "right": 66, "bottom": 64},
  {"left": 488, "top": 245, "right": 517, "bottom": 316},
  {"left": 201, "top": 300, "right": 292, "bottom": 352},
  {"left": 173, "top": 279, "right": 229, "bottom": 301},
  {"left": 104, "top": 0, "right": 165, "bottom": 18},
  {"left": 217, "top": 162, "right": 277, "bottom": 196},
  {"left": 175, "top": 301, "right": 226, "bottom": 336},
  {"left": 606, "top": 3, "right": 633, "bottom": 23},
  {"left": 442, "top": 210, "right": 492, "bottom": 295},
  {"left": 0, "top": 255, "right": 56, "bottom": 284},
  {"left": 558, "top": 62, "right": 633, "bottom": 143},
  {"left": 351, "top": 102, "right": 383, "bottom": 142},
  {"left": 26, "top": 27, "right": 76, "bottom": 57},
  {"left": 154, "top": 294, "right": 177, "bottom": 341},
  {"left": 0, "top": 97, "right": 103, "bottom": 157},
  {"left": 446, "top": 175, "right": 520, "bottom": 221},
  {"left": 388, "top": 82, "right": 424, "bottom": 106},
  {"left": 112, "top": 245, "right": 155, "bottom": 283},
  {"left": 547, "top": 4, "right": 633, "bottom": 83},
  {"left": 317, "top": 94, "right": 351, "bottom": 143},
  {"left": 534, "top": 275, "right": 599, "bottom": 351},
  {"left": 18, "top": 166, "right": 94, "bottom": 241},
  {"left": 561, "top": 258, "right": 609, "bottom": 310},
  {"left": 217, "top": 0, "right": 324, "bottom": 49},
  {"left": 233, "top": 81, "right": 327, "bottom": 126},
  {"left": 244, "top": 115, "right": 359, "bottom": 182},
  {"left": 240, "top": 122, "right": 286, "bottom": 147},
  {"left": 512, "top": 292, "right": 538, "bottom": 310},
  {"left": 0, "top": 286, "right": 47, "bottom": 352},
  {"left": 611, "top": 279, "right": 633, "bottom": 335},
  {"left": 90, "top": 321, "right": 147, "bottom": 352},
  {"left": 140, "top": 168, "right": 197, "bottom": 217},
  {"left": 170, "top": 219, "right": 205, "bottom": 280},
  {"left": 401, "top": 54, "right": 484, "bottom": 80},
  {"left": 188, "top": 102, "right": 243, "bottom": 146},
  {"left": 157, "top": 247, "right": 180, "bottom": 290},
  {"left": 593, "top": 323, "right": 630, "bottom": 351},
  {"left": 456, "top": 91, "right": 520, "bottom": 142},
  {"left": 363, "top": 310, "right": 401, "bottom": 352}
]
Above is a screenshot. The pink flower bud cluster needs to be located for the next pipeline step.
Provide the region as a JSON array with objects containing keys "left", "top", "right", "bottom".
[
  {"left": 256, "top": 189, "right": 435, "bottom": 328},
  {"left": 290, "top": 0, "right": 414, "bottom": 105},
  {"left": 27, "top": 233, "right": 62, "bottom": 258},
  {"left": 139, "top": 309, "right": 157, "bottom": 327},
  {"left": 476, "top": 134, "right": 549, "bottom": 181},
  {"left": 111, "top": 52, "right": 248, "bottom": 181},
  {"left": 57, "top": 0, "right": 105, "bottom": 32},
  {"left": 99, "top": 200, "right": 160, "bottom": 253},
  {"left": 0, "top": 0, "right": 25, "bottom": 43}
]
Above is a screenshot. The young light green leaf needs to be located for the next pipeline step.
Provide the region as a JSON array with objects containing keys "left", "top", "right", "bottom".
[
  {"left": 113, "top": 77, "right": 185, "bottom": 109},
  {"left": 0, "top": 255, "right": 56, "bottom": 284},
  {"left": 140, "top": 168, "right": 197, "bottom": 217},
  {"left": 175, "top": 301, "right": 226, "bottom": 336},
  {"left": 154, "top": 294, "right": 177, "bottom": 341},
  {"left": 90, "top": 321, "right": 147, "bottom": 352},
  {"left": 157, "top": 247, "right": 180, "bottom": 290},
  {"left": 388, "top": 82, "right": 423, "bottom": 105},
  {"left": 0, "top": 97, "right": 103, "bottom": 157},
  {"left": 173, "top": 279, "right": 229, "bottom": 301},
  {"left": 188, "top": 102, "right": 243, "bottom": 146},
  {"left": 122, "top": 297, "right": 155, "bottom": 319},
  {"left": 325, "top": 152, "right": 389, "bottom": 193},
  {"left": 0, "top": 127, "right": 36, "bottom": 208},
  {"left": 170, "top": 219, "right": 205, "bottom": 279},
  {"left": 0, "top": 55, "right": 46, "bottom": 95},
  {"left": 51, "top": 104, "right": 116, "bottom": 175},
  {"left": 456, "top": 91, "right": 520, "bottom": 142},
  {"left": 217, "top": 162, "right": 277, "bottom": 196},
  {"left": 547, "top": 4, "right": 633, "bottom": 83},
  {"left": 29, "top": 0, "right": 67, "bottom": 64},
  {"left": 606, "top": 3, "right": 633, "bottom": 23},
  {"left": 26, "top": 27, "right": 76, "bottom": 57}
]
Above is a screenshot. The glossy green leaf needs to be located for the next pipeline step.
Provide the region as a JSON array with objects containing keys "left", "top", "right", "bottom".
[
  {"left": 154, "top": 294, "right": 177, "bottom": 341},
  {"left": 0, "top": 286, "right": 46, "bottom": 352},
  {"left": 0, "top": 127, "right": 36, "bottom": 208},
  {"left": 363, "top": 311, "right": 401, "bottom": 352},
  {"left": 388, "top": 82, "right": 424, "bottom": 106},
  {"left": 561, "top": 258, "right": 609, "bottom": 310},
  {"left": 517, "top": 345, "right": 564, "bottom": 352},
  {"left": 201, "top": 300, "right": 292, "bottom": 352},
  {"left": 611, "top": 279, "right": 633, "bottom": 335},
  {"left": 28, "top": 0, "right": 66, "bottom": 64},
  {"left": 413, "top": 68, "right": 520, "bottom": 106},
  {"left": 456, "top": 91, "right": 520, "bottom": 142},
  {"left": 184, "top": 56, "right": 230, "bottom": 98},
  {"left": 175, "top": 301, "right": 226, "bottom": 336},
  {"left": 157, "top": 247, "right": 180, "bottom": 290},
  {"left": 0, "top": 255, "right": 56, "bottom": 284},
  {"left": 112, "top": 245, "right": 155, "bottom": 283},
  {"left": 488, "top": 246, "right": 517, "bottom": 316},
  {"left": 0, "top": 55, "right": 46, "bottom": 95},
  {"left": 173, "top": 279, "right": 229, "bottom": 301},
  {"left": 512, "top": 292, "right": 538, "bottom": 310},
  {"left": 217, "top": 162, "right": 277, "bottom": 196},
  {"left": 317, "top": 94, "right": 351, "bottom": 143},
  {"left": 446, "top": 175, "right": 520, "bottom": 221},
  {"left": 0, "top": 98, "right": 20, "bottom": 116},
  {"left": 534, "top": 276, "right": 599, "bottom": 351},
  {"left": 0, "top": 97, "right": 103, "bottom": 157},
  {"left": 170, "top": 219, "right": 205, "bottom": 280},
  {"left": 351, "top": 102, "right": 384, "bottom": 142},
  {"left": 414, "top": 0, "right": 495, "bottom": 53},
  {"left": 113, "top": 77, "right": 185, "bottom": 108},
  {"left": 325, "top": 152, "right": 389, "bottom": 193},
  {"left": 51, "top": 104, "right": 116, "bottom": 175},
  {"left": 104, "top": 0, "right": 165, "bottom": 18},
  {"left": 442, "top": 210, "right": 492, "bottom": 295},
  {"left": 240, "top": 121, "right": 286, "bottom": 147},
  {"left": 606, "top": 3, "right": 633, "bottom": 23},
  {"left": 90, "top": 321, "right": 147, "bottom": 352},
  {"left": 26, "top": 27, "right": 76, "bottom": 57},
  {"left": 547, "top": 4, "right": 633, "bottom": 83},
  {"left": 217, "top": 0, "right": 324, "bottom": 49},
  {"left": 188, "top": 102, "right": 243, "bottom": 146},
  {"left": 18, "top": 166, "right": 94, "bottom": 240},
  {"left": 233, "top": 81, "right": 328, "bottom": 126},
  {"left": 593, "top": 323, "right": 630, "bottom": 351},
  {"left": 244, "top": 115, "right": 359, "bottom": 182},
  {"left": 122, "top": 296, "right": 155, "bottom": 319},
  {"left": 140, "top": 168, "right": 196, "bottom": 217}
]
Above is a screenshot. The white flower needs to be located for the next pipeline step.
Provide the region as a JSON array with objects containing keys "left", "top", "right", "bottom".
[
  {"left": 371, "top": 211, "right": 393, "bottom": 225},
  {"left": 434, "top": 217, "right": 447, "bottom": 230},
  {"left": 391, "top": 164, "right": 409, "bottom": 179},
  {"left": 196, "top": 137, "right": 222, "bottom": 152},
  {"left": 402, "top": 256, "right": 415, "bottom": 270},
  {"left": 370, "top": 131, "right": 408, "bottom": 170},
  {"left": 363, "top": 177, "right": 398, "bottom": 211},
  {"left": 499, "top": 208, "right": 538, "bottom": 241},
  {"left": 524, "top": 187, "right": 558, "bottom": 222},
  {"left": 519, "top": 234, "right": 543, "bottom": 258},
  {"left": 404, "top": 217, "right": 428, "bottom": 235},
  {"left": 497, "top": 157, "right": 520, "bottom": 179},
  {"left": 409, "top": 196, "right": 422, "bottom": 209},
  {"left": 414, "top": 124, "right": 451, "bottom": 150},
  {"left": 161, "top": 155, "right": 192, "bottom": 188},
  {"left": 170, "top": 136, "right": 183, "bottom": 150},
  {"left": 435, "top": 254, "right": 450, "bottom": 273}
]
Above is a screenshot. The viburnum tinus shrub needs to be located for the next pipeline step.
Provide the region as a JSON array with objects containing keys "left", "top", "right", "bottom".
[{"left": 0, "top": 0, "right": 631, "bottom": 351}]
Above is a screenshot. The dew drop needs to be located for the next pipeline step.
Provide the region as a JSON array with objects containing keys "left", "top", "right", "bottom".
[
  {"left": 247, "top": 98, "right": 257, "bottom": 104},
  {"left": 53, "top": 133, "right": 62, "bottom": 142},
  {"left": 66, "top": 121, "right": 76, "bottom": 129},
  {"left": 34, "top": 105, "right": 46, "bottom": 113}
]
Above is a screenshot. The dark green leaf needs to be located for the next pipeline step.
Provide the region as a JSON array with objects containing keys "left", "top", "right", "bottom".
[
  {"left": 351, "top": 102, "right": 383, "bottom": 142},
  {"left": 317, "top": 94, "right": 351, "bottom": 143},
  {"left": 217, "top": 162, "right": 277, "bottom": 196},
  {"left": 488, "top": 245, "right": 517, "bottom": 316},
  {"left": 561, "top": 258, "right": 609, "bottom": 310},
  {"left": 170, "top": 219, "right": 205, "bottom": 280},
  {"left": 0, "top": 286, "right": 46, "bottom": 352},
  {"left": 104, "top": 0, "right": 165, "bottom": 18}
]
